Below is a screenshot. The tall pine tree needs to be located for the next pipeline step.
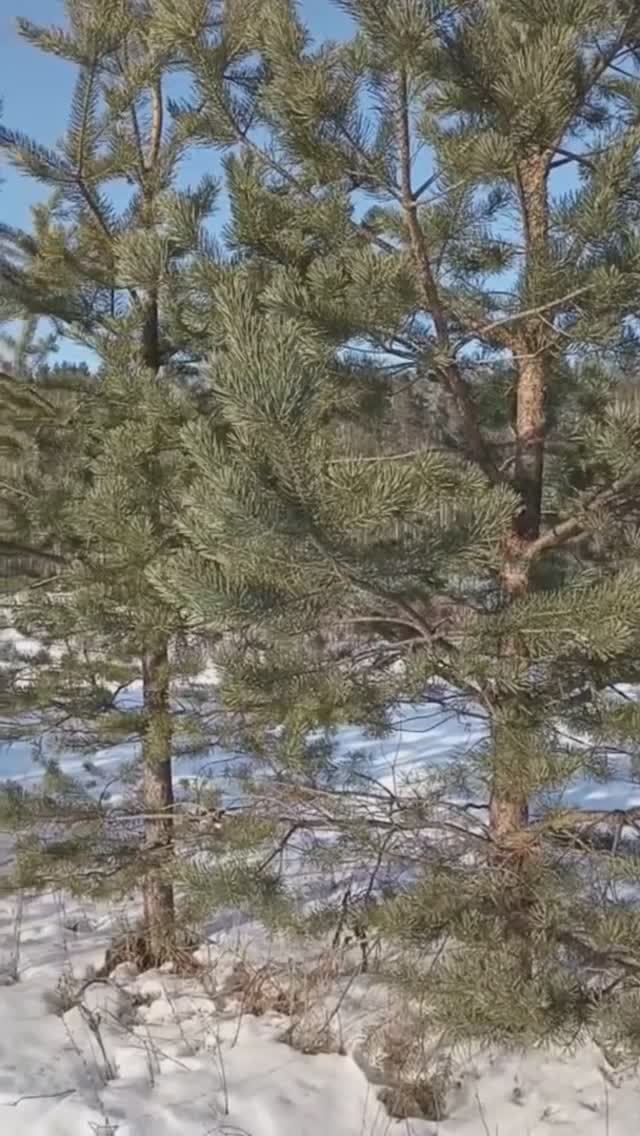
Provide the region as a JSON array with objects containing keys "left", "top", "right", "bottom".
[
  {"left": 0, "top": 0, "right": 224, "bottom": 959},
  {"left": 157, "top": 0, "right": 640, "bottom": 1052}
]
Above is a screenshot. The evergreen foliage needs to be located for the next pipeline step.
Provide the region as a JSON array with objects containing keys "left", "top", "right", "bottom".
[
  {"left": 0, "top": 0, "right": 225, "bottom": 959},
  {"left": 151, "top": 0, "right": 640, "bottom": 1053},
  {"left": 5, "top": 0, "right": 640, "bottom": 1063}
]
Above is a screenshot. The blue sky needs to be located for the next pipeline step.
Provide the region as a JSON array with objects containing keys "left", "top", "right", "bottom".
[
  {"left": 0, "top": 1, "right": 354, "bottom": 229},
  {"left": 1, "top": 1, "right": 578, "bottom": 369},
  {"left": 0, "top": 1, "right": 354, "bottom": 363}
]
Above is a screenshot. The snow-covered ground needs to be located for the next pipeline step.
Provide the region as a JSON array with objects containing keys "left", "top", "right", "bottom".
[
  {"left": 2, "top": 888, "right": 640, "bottom": 1135},
  {"left": 5, "top": 691, "right": 640, "bottom": 1133}
]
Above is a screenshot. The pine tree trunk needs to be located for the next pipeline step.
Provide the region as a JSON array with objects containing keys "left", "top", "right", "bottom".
[
  {"left": 142, "top": 638, "right": 175, "bottom": 961},
  {"left": 514, "top": 355, "right": 546, "bottom": 542},
  {"left": 513, "top": 154, "right": 549, "bottom": 549},
  {"left": 489, "top": 793, "right": 529, "bottom": 842},
  {"left": 489, "top": 707, "right": 532, "bottom": 857},
  {"left": 140, "top": 279, "right": 176, "bottom": 961},
  {"left": 490, "top": 153, "right": 550, "bottom": 849},
  {"left": 489, "top": 719, "right": 535, "bottom": 978}
]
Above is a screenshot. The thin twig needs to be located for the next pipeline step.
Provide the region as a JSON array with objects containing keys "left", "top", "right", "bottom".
[
  {"left": 470, "top": 285, "right": 592, "bottom": 339},
  {"left": 2, "top": 1089, "right": 76, "bottom": 1107}
]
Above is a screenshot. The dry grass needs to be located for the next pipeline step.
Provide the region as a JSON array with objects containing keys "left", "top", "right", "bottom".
[
  {"left": 219, "top": 948, "right": 356, "bottom": 1057},
  {"left": 44, "top": 967, "right": 84, "bottom": 1016},
  {"left": 280, "top": 1007, "right": 343, "bottom": 1056},
  {"left": 98, "top": 927, "right": 200, "bottom": 977},
  {"left": 222, "top": 959, "right": 306, "bottom": 1018},
  {"left": 359, "top": 1013, "right": 454, "bottom": 1122}
]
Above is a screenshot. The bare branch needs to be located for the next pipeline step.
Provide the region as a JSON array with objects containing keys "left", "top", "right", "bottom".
[
  {"left": 2, "top": 1090, "right": 76, "bottom": 1108},
  {"left": 468, "top": 285, "right": 592, "bottom": 342},
  {"left": 148, "top": 77, "right": 164, "bottom": 169},
  {"left": 526, "top": 464, "right": 640, "bottom": 561}
]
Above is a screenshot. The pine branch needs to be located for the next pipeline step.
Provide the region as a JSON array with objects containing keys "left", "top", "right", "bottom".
[
  {"left": 327, "top": 448, "right": 434, "bottom": 464},
  {"left": 148, "top": 77, "right": 164, "bottom": 171},
  {"left": 550, "top": 147, "right": 598, "bottom": 172},
  {"left": 548, "top": 16, "right": 639, "bottom": 153},
  {"left": 527, "top": 464, "right": 640, "bottom": 561},
  {"left": 556, "top": 928, "right": 640, "bottom": 980},
  {"left": 73, "top": 61, "right": 99, "bottom": 180},
  {"left": 396, "top": 68, "right": 497, "bottom": 481},
  {"left": 0, "top": 540, "right": 66, "bottom": 566},
  {"left": 115, "top": 46, "right": 146, "bottom": 183},
  {"left": 413, "top": 171, "right": 441, "bottom": 201},
  {"left": 467, "top": 285, "right": 593, "bottom": 343}
]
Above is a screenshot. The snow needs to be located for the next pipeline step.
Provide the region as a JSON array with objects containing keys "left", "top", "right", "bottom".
[
  {"left": 5, "top": 690, "right": 640, "bottom": 1133},
  {"left": 2, "top": 889, "right": 640, "bottom": 1135},
  {"left": 0, "top": 891, "right": 388, "bottom": 1136}
]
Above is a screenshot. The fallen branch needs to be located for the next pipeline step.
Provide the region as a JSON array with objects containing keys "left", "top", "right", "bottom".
[{"left": 2, "top": 1088, "right": 76, "bottom": 1107}]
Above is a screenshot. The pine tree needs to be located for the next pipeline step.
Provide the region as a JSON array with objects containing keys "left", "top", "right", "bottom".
[
  {"left": 0, "top": 1, "right": 224, "bottom": 959},
  {"left": 0, "top": 298, "right": 87, "bottom": 582},
  {"left": 155, "top": 0, "right": 640, "bottom": 1054}
]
